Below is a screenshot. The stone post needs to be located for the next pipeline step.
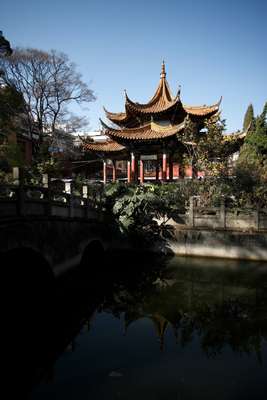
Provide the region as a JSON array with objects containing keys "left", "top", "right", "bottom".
[
  {"left": 43, "top": 174, "right": 51, "bottom": 216},
  {"left": 189, "top": 196, "right": 195, "bottom": 227},
  {"left": 219, "top": 197, "right": 226, "bottom": 229},
  {"left": 82, "top": 185, "right": 91, "bottom": 219},
  {"left": 42, "top": 174, "right": 49, "bottom": 188},
  {"left": 13, "top": 167, "right": 20, "bottom": 185},
  {"left": 254, "top": 208, "right": 259, "bottom": 231},
  {"left": 65, "top": 181, "right": 71, "bottom": 195},
  {"left": 17, "top": 168, "right": 25, "bottom": 216},
  {"left": 65, "top": 181, "right": 73, "bottom": 218},
  {"left": 82, "top": 185, "right": 88, "bottom": 198}
]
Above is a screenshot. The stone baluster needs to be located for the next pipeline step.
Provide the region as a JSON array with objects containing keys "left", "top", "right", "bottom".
[
  {"left": 189, "top": 196, "right": 195, "bottom": 227},
  {"left": 65, "top": 181, "right": 73, "bottom": 218},
  {"left": 13, "top": 167, "right": 20, "bottom": 185},
  {"left": 17, "top": 168, "right": 25, "bottom": 216},
  {"left": 254, "top": 207, "right": 259, "bottom": 231},
  {"left": 43, "top": 174, "right": 51, "bottom": 216},
  {"left": 82, "top": 185, "right": 91, "bottom": 219},
  {"left": 220, "top": 197, "right": 226, "bottom": 229},
  {"left": 42, "top": 174, "right": 49, "bottom": 188},
  {"left": 82, "top": 185, "right": 88, "bottom": 198}
]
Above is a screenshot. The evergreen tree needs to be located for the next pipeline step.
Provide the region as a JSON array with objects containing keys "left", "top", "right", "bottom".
[
  {"left": 246, "top": 102, "right": 267, "bottom": 155},
  {"left": 0, "top": 31, "right": 12, "bottom": 56},
  {"left": 238, "top": 102, "right": 267, "bottom": 181},
  {"left": 0, "top": 86, "right": 27, "bottom": 170},
  {"left": 243, "top": 103, "right": 255, "bottom": 132},
  {"left": 0, "top": 85, "right": 24, "bottom": 136}
]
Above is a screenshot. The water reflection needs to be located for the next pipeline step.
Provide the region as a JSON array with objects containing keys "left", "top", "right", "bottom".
[
  {"left": 101, "top": 256, "right": 267, "bottom": 358},
  {"left": 12, "top": 252, "right": 267, "bottom": 399}
]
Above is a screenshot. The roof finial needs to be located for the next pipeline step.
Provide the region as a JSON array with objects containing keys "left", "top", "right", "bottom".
[{"left": 160, "top": 60, "right": 166, "bottom": 79}]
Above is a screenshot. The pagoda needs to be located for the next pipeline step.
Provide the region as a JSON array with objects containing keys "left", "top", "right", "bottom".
[{"left": 83, "top": 62, "right": 225, "bottom": 183}]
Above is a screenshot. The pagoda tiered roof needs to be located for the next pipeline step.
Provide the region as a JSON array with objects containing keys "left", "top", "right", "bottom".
[
  {"left": 99, "top": 119, "right": 185, "bottom": 141},
  {"left": 124, "top": 61, "right": 179, "bottom": 114},
  {"left": 82, "top": 140, "right": 125, "bottom": 152},
  {"left": 103, "top": 61, "right": 221, "bottom": 128},
  {"left": 83, "top": 62, "right": 224, "bottom": 155},
  {"left": 183, "top": 99, "right": 222, "bottom": 116}
]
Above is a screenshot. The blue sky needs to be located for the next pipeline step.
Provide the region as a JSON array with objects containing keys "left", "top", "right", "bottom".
[{"left": 1, "top": 0, "right": 266, "bottom": 132}]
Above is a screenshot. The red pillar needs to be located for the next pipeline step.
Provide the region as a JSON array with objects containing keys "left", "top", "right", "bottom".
[
  {"left": 140, "top": 159, "right": 144, "bottom": 184},
  {"left": 188, "top": 165, "right": 193, "bottom": 179},
  {"left": 155, "top": 159, "right": 159, "bottom": 181},
  {"left": 112, "top": 160, "right": 116, "bottom": 182},
  {"left": 169, "top": 155, "right": 173, "bottom": 181},
  {"left": 131, "top": 152, "right": 138, "bottom": 182},
  {"left": 127, "top": 160, "right": 131, "bottom": 183},
  {"left": 162, "top": 153, "right": 167, "bottom": 181},
  {"left": 178, "top": 163, "right": 185, "bottom": 179},
  {"left": 103, "top": 160, "right": 107, "bottom": 184},
  {"left": 173, "top": 163, "right": 179, "bottom": 179},
  {"left": 131, "top": 152, "right": 135, "bottom": 181}
]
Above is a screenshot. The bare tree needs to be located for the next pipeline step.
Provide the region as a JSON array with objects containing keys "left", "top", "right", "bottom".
[{"left": 0, "top": 47, "right": 95, "bottom": 139}]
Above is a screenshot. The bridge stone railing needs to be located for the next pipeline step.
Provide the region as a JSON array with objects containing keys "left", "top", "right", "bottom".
[
  {"left": 0, "top": 169, "right": 99, "bottom": 220},
  {"left": 186, "top": 196, "right": 267, "bottom": 231}
]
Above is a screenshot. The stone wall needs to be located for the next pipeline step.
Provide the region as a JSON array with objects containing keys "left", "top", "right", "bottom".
[{"left": 166, "top": 227, "right": 267, "bottom": 261}]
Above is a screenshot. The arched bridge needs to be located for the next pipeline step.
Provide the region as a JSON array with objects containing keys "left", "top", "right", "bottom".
[{"left": 0, "top": 181, "right": 115, "bottom": 279}]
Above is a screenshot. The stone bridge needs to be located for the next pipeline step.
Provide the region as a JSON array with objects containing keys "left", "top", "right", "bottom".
[{"left": 0, "top": 180, "right": 117, "bottom": 285}]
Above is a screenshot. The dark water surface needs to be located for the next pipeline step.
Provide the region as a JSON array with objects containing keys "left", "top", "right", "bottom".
[{"left": 18, "top": 253, "right": 267, "bottom": 399}]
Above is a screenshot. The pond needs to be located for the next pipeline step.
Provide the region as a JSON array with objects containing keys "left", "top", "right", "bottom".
[{"left": 18, "top": 253, "right": 267, "bottom": 399}]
